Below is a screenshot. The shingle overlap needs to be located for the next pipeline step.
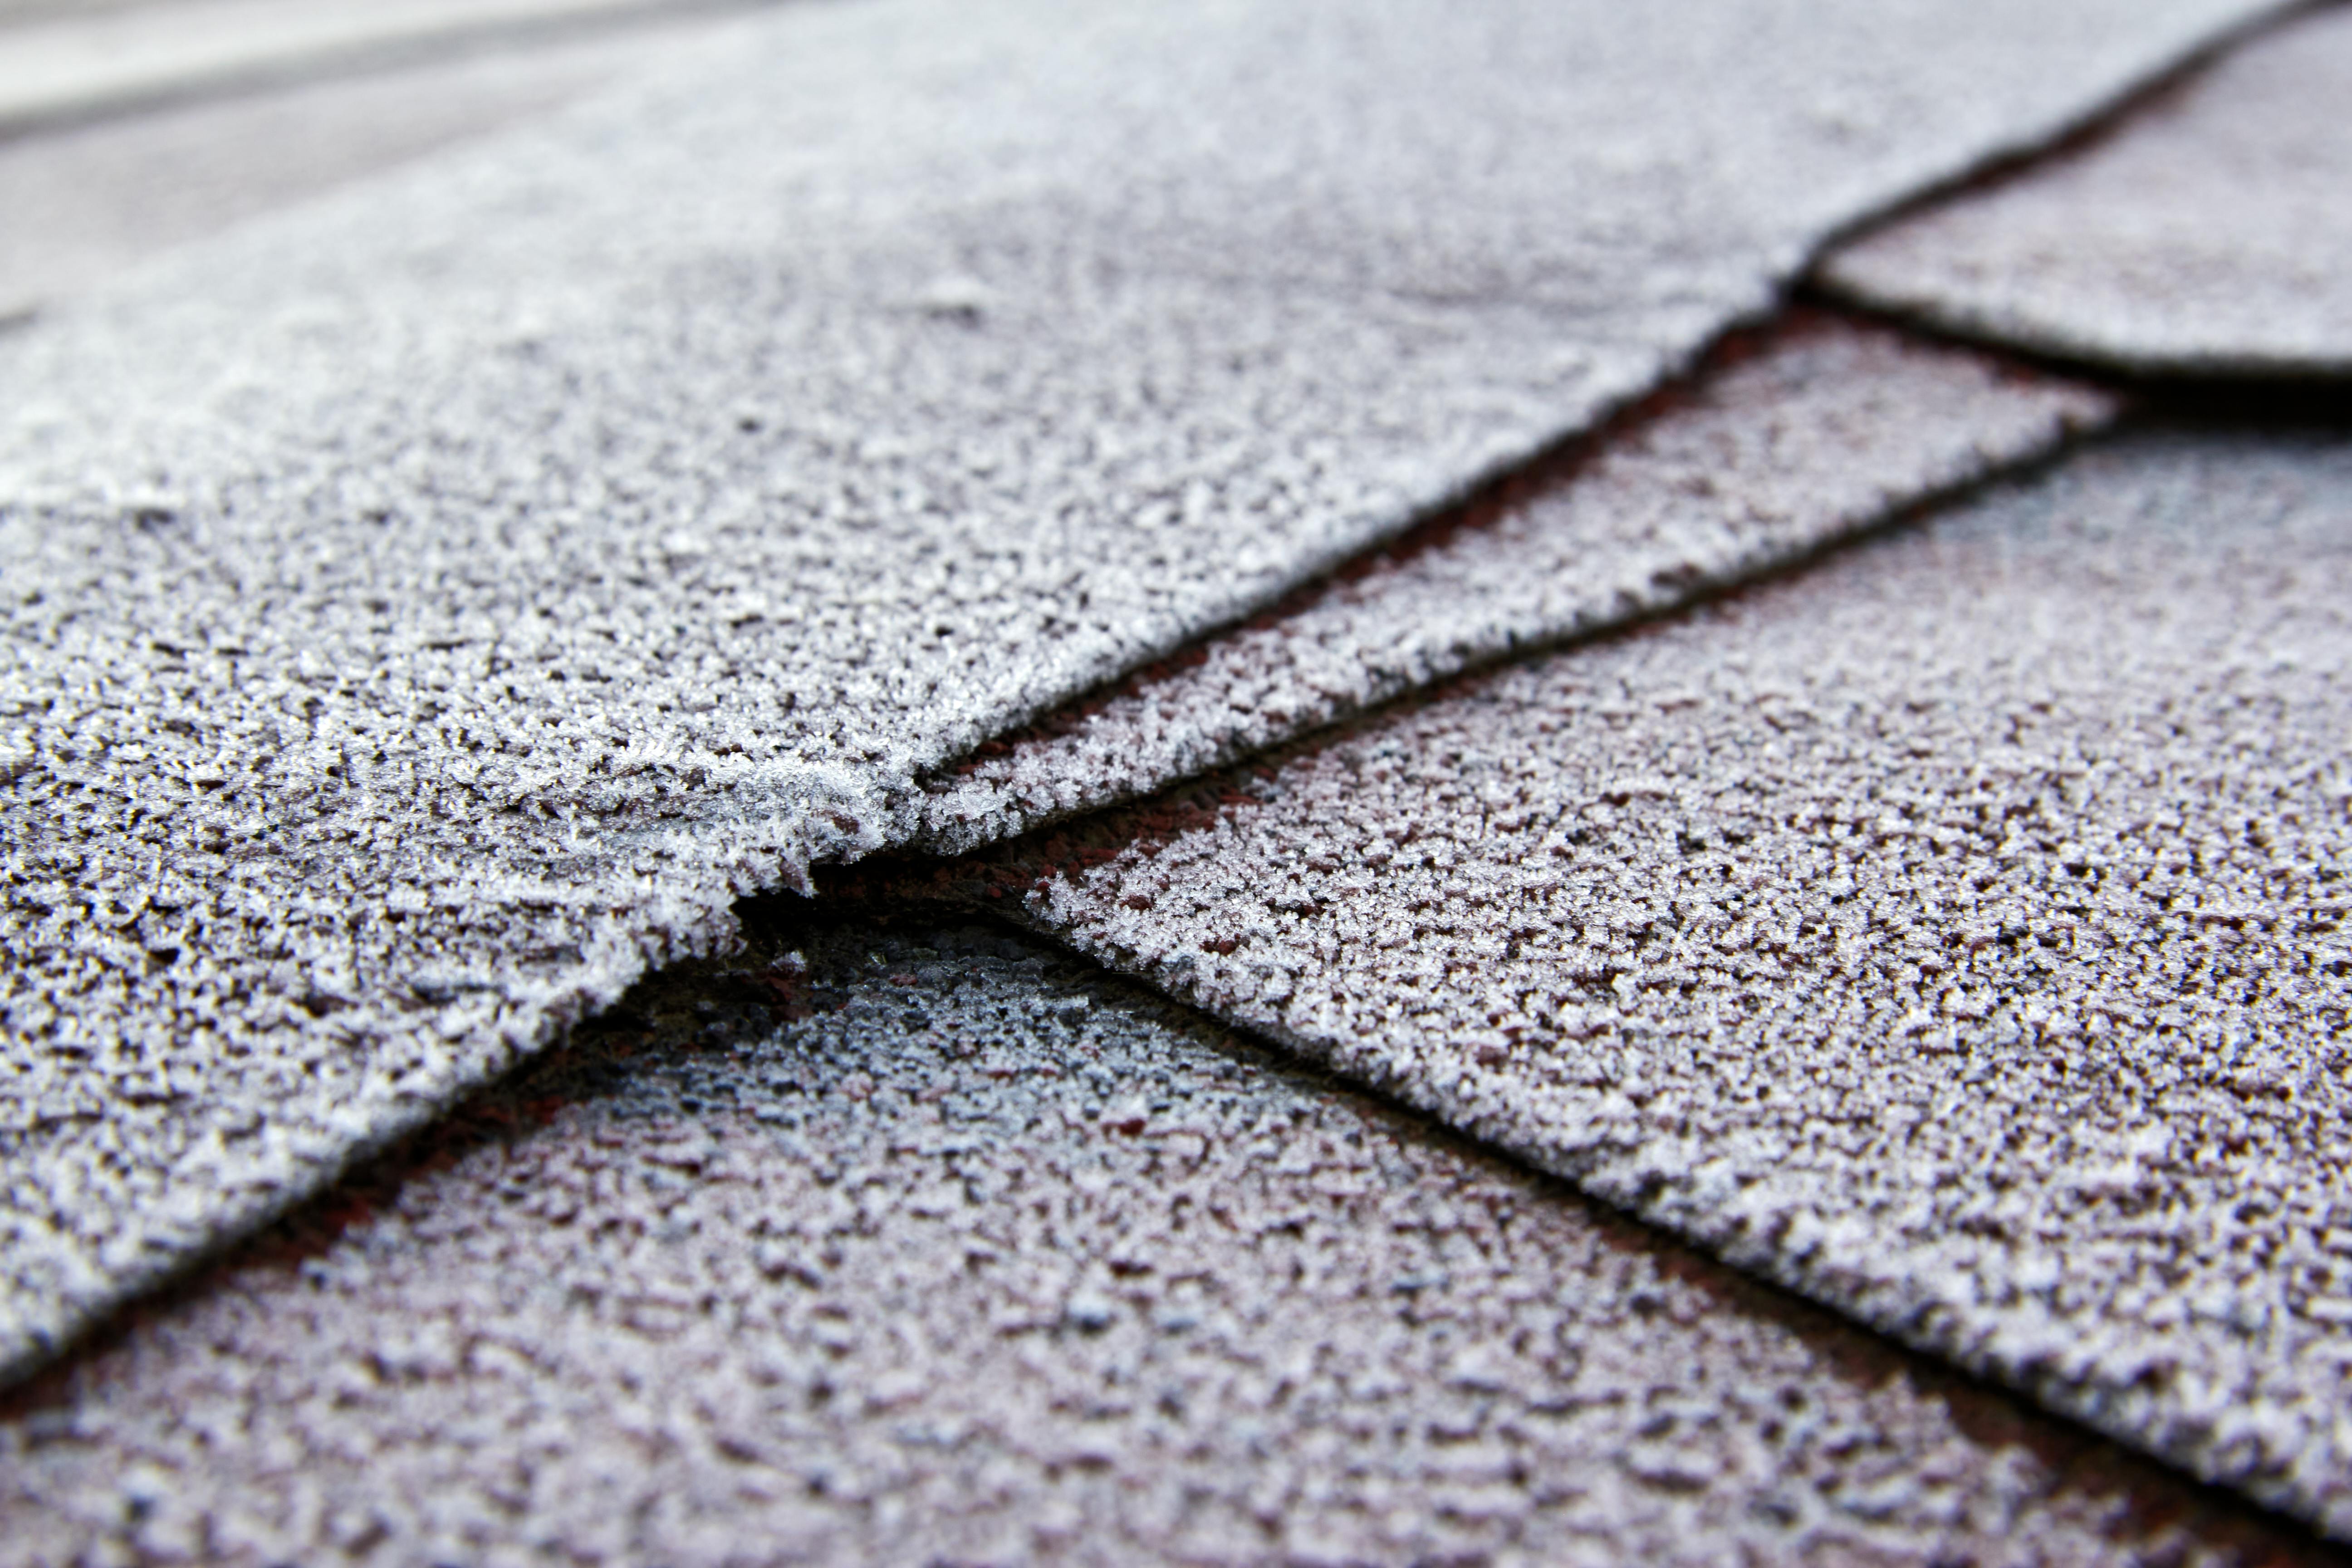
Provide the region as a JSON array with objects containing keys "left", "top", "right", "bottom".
[
  {"left": 922, "top": 429, "right": 2352, "bottom": 1531},
  {"left": 1, "top": 920, "right": 2328, "bottom": 1566},
  {"left": 2, "top": 0, "right": 2268, "bottom": 1379},
  {"left": 1822, "top": 5, "right": 2352, "bottom": 378}
]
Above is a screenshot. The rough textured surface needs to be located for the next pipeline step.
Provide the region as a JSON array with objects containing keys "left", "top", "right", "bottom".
[
  {"left": 1820, "top": 6, "right": 2352, "bottom": 378},
  {"left": 0, "top": 29, "right": 665, "bottom": 324},
  {"left": 0, "top": 0, "right": 2271, "bottom": 1381},
  {"left": 901, "top": 431, "right": 2352, "bottom": 1534},
  {"left": 910, "top": 316, "right": 2114, "bottom": 855},
  {"left": 2, "top": 918, "right": 2335, "bottom": 1568}
]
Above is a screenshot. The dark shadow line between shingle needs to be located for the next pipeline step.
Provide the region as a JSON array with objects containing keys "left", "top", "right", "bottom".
[
  {"left": 1800, "top": 0, "right": 2327, "bottom": 269},
  {"left": 891, "top": 297, "right": 2352, "bottom": 867},
  {"left": 861, "top": 0, "right": 2328, "bottom": 791},
  {"left": 886, "top": 332, "right": 2123, "bottom": 862},
  {"left": 6, "top": 897, "right": 2344, "bottom": 1560}
]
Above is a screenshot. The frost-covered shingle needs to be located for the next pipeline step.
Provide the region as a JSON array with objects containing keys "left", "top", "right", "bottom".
[
  {"left": 920, "top": 430, "right": 2352, "bottom": 1534},
  {"left": 1822, "top": 6, "right": 2352, "bottom": 378},
  {"left": 0, "top": 920, "right": 2327, "bottom": 1566},
  {"left": 908, "top": 315, "right": 2113, "bottom": 854},
  {"left": 0, "top": 0, "right": 2270, "bottom": 1379}
]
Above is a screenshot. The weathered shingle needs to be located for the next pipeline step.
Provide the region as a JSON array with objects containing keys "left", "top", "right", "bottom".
[
  {"left": 1821, "top": 5, "right": 2352, "bottom": 378},
  {"left": 1, "top": 919, "right": 2328, "bottom": 1566},
  {"left": 934, "top": 428, "right": 2352, "bottom": 1533},
  {"left": 1, "top": 0, "right": 2268, "bottom": 1380},
  {"left": 909, "top": 315, "right": 2113, "bottom": 855}
]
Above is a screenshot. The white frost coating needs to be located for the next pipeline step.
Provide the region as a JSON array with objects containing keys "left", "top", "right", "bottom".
[
  {"left": 1821, "top": 5, "right": 2352, "bottom": 377},
  {"left": 960, "top": 434, "right": 2352, "bottom": 1534},
  {"left": 906, "top": 318, "right": 2115, "bottom": 854},
  {"left": 0, "top": 0, "right": 2278, "bottom": 1379},
  {"left": 0, "top": 923, "right": 2322, "bottom": 1565}
]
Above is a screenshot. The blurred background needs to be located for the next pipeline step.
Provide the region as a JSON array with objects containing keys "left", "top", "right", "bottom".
[{"left": 0, "top": 0, "right": 786, "bottom": 326}]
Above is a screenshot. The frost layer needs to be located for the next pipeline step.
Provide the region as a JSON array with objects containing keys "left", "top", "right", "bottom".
[
  {"left": 1822, "top": 6, "right": 2352, "bottom": 377},
  {"left": 941, "top": 433, "right": 2352, "bottom": 1533},
  {"left": 909, "top": 318, "right": 2112, "bottom": 853},
  {"left": 0, "top": 921, "right": 2325, "bottom": 1567},
  {"left": 0, "top": 0, "right": 2274, "bottom": 1377}
]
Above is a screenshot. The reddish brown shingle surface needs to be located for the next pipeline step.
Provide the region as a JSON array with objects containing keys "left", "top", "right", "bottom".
[
  {"left": 921, "top": 429, "right": 2352, "bottom": 1532},
  {"left": 1822, "top": 5, "right": 2352, "bottom": 377},
  {"left": 2, "top": 921, "right": 2329, "bottom": 1565}
]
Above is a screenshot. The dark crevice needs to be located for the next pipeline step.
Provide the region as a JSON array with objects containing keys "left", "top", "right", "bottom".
[
  {"left": 5, "top": 902, "right": 2342, "bottom": 1561},
  {"left": 1811, "top": 285, "right": 2352, "bottom": 418},
  {"left": 2130, "top": 375, "right": 2352, "bottom": 431}
]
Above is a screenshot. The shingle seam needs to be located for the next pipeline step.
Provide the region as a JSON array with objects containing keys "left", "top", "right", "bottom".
[
  {"left": 6, "top": 906, "right": 2342, "bottom": 1563},
  {"left": 850, "top": 412, "right": 2352, "bottom": 1534},
  {"left": 882, "top": 311, "right": 2120, "bottom": 858},
  {"left": 0, "top": 309, "right": 2118, "bottom": 1393},
  {"left": 1813, "top": 1, "right": 2352, "bottom": 379},
  {"left": 0, "top": 0, "right": 2291, "bottom": 1394},
  {"left": 1798, "top": 0, "right": 2319, "bottom": 287}
]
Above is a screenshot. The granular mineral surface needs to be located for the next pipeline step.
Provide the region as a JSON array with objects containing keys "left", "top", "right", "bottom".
[
  {"left": 0, "top": 921, "right": 2329, "bottom": 1566},
  {"left": 925, "top": 429, "right": 2352, "bottom": 1531},
  {"left": 0, "top": 0, "right": 2264, "bottom": 1377}
]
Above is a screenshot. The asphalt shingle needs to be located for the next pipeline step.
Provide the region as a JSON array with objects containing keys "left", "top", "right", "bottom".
[
  {"left": 1, "top": 0, "right": 2271, "bottom": 1381},
  {"left": 908, "top": 314, "right": 2114, "bottom": 856},
  {"left": 916, "top": 428, "right": 2352, "bottom": 1533},
  {"left": 1820, "top": 5, "right": 2352, "bottom": 379},
  {"left": 1, "top": 919, "right": 2331, "bottom": 1566}
]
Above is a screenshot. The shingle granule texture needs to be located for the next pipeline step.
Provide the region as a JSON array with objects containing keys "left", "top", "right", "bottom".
[
  {"left": 0, "top": 0, "right": 2275, "bottom": 1380},
  {"left": 1819, "top": 5, "right": 2352, "bottom": 379},
  {"left": 907, "top": 431, "right": 2352, "bottom": 1534},
  {"left": 2, "top": 920, "right": 2335, "bottom": 1568},
  {"left": 908, "top": 316, "right": 2114, "bottom": 855}
]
